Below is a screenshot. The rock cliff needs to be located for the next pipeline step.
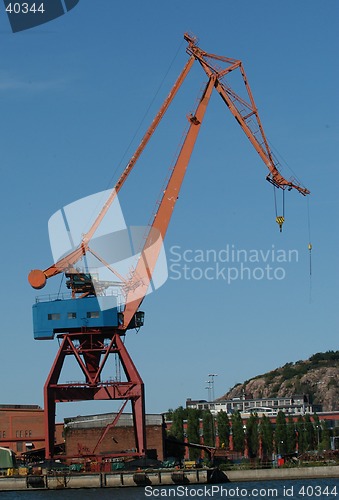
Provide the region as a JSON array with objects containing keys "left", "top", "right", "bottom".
[{"left": 218, "top": 351, "right": 339, "bottom": 411}]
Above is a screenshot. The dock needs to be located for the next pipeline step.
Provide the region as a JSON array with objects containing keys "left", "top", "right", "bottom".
[{"left": 0, "top": 467, "right": 225, "bottom": 490}]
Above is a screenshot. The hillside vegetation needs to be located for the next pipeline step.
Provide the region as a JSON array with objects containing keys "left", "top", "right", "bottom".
[{"left": 219, "top": 351, "right": 339, "bottom": 411}]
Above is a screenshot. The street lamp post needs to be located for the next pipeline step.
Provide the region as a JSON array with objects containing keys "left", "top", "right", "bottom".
[
  {"left": 208, "top": 374, "right": 218, "bottom": 401},
  {"left": 205, "top": 385, "right": 212, "bottom": 402},
  {"left": 243, "top": 424, "right": 247, "bottom": 458},
  {"left": 316, "top": 425, "right": 320, "bottom": 449}
]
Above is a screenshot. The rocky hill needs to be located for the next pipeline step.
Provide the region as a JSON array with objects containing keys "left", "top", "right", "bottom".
[{"left": 218, "top": 351, "right": 339, "bottom": 412}]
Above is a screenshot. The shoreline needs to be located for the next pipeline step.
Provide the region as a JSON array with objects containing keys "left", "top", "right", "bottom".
[
  {"left": 0, "top": 465, "right": 338, "bottom": 491},
  {"left": 225, "top": 465, "right": 339, "bottom": 482}
]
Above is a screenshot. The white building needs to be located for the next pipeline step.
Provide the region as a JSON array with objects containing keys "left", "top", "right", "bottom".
[{"left": 186, "top": 395, "right": 322, "bottom": 417}]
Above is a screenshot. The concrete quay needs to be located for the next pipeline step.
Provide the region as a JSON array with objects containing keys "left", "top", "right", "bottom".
[
  {"left": 0, "top": 467, "right": 212, "bottom": 491},
  {"left": 226, "top": 465, "right": 339, "bottom": 482},
  {"left": 1, "top": 466, "right": 339, "bottom": 491}
]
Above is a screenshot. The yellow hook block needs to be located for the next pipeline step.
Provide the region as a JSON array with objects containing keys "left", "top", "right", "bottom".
[{"left": 276, "top": 216, "right": 285, "bottom": 232}]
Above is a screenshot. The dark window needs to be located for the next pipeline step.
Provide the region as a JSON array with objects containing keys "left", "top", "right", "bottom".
[
  {"left": 67, "top": 312, "right": 77, "bottom": 319},
  {"left": 87, "top": 311, "right": 100, "bottom": 319},
  {"left": 48, "top": 313, "right": 60, "bottom": 321}
]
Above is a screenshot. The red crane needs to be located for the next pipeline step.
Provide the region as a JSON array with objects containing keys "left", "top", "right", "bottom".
[{"left": 28, "top": 34, "right": 309, "bottom": 460}]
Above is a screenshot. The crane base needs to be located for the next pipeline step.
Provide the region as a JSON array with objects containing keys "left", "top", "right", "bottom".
[{"left": 44, "top": 329, "right": 146, "bottom": 459}]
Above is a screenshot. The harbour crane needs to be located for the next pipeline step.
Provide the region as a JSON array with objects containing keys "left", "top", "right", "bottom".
[{"left": 28, "top": 33, "right": 309, "bottom": 460}]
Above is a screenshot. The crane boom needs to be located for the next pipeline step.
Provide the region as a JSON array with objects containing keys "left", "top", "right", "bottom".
[
  {"left": 29, "top": 34, "right": 309, "bottom": 332},
  {"left": 121, "top": 76, "right": 216, "bottom": 328},
  {"left": 28, "top": 55, "right": 195, "bottom": 290}
]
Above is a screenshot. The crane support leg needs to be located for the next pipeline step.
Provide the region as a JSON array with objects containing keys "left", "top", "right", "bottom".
[{"left": 43, "top": 330, "right": 146, "bottom": 459}]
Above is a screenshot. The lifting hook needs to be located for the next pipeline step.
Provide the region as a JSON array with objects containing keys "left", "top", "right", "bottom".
[{"left": 276, "top": 215, "right": 285, "bottom": 233}]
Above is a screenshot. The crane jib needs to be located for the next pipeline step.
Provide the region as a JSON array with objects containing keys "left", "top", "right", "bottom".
[{"left": 29, "top": 33, "right": 310, "bottom": 324}]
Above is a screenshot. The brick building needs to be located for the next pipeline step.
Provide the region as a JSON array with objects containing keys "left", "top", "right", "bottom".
[
  {"left": 64, "top": 413, "right": 166, "bottom": 460},
  {"left": 0, "top": 404, "right": 62, "bottom": 457},
  {"left": 0, "top": 404, "right": 45, "bottom": 456},
  {"left": 0, "top": 405, "right": 165, "bottom": 460}
]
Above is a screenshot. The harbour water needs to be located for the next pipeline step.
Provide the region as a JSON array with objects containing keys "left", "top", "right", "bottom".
[{"left": 0, "top": 478, "right": 338, "bottom": 499}]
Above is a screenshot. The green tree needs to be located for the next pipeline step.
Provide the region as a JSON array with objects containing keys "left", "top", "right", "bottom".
[
  {"left": 187, "top": 409, "right": 201, "bottom": 460},
  {"left": 313, "top": 413, "right": 321, "bottom": 450},
  {"left": 246, "top": 413, "right": 259, "bottom": 458},
  {"left": 319, "top": 420, "right": 331, "bottom": 451},
  {"left": 202, "top": 410, "right": 215, "bottom": 447},
  {"left": 170, "top": 406, "right": 186, "bottom": 442},
  {"left": 217, "top": 410, "right": 230, "bottom": 449},
  {"left": 231, "top": 411, "right": 245, "bottom": 454},
  {"left": 166, "top": 406, "right": 186, "bottom": 459},
  {"left": 286, "top": 416, "right": 297, "bottom": 454},
  {"left": 296, "top": 415, "right": 307, "bottom": 454},
  {"left": 166, "top": 408, "right": 174, "bottom": 421},
  {"left": 304, "top": 414, "right": 316, "bottom": 451},
  {"left": 274, "top": 411, "right": 287, "bottom": 455},
  {"left": 260, "top": 415, "right": 273, "bottom": 460}
]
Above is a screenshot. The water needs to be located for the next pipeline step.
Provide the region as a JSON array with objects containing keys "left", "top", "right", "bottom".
[{"left": 0, "top": 479, "right": 338, "bottom": 499}]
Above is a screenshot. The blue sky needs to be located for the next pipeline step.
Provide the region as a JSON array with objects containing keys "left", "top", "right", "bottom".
[{"left": 0, "top": 0, "right": 338, "bottom": 422}]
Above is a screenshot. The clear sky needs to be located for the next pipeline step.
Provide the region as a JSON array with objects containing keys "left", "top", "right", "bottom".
[{"left": 0, "top": 0, "right": 338, "bottom": 422}]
